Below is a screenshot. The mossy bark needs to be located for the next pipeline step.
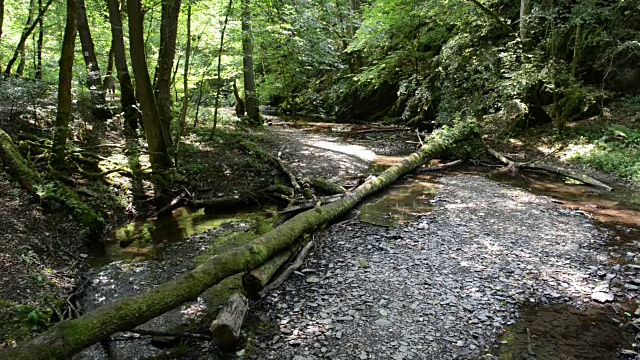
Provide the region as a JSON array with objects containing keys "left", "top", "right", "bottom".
[{"left": 0, "top": 123, "right": 477, "bottom": 360}]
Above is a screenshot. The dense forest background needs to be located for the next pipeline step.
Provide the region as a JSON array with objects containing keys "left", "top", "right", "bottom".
[{"left": 1, "top": 0, "right": 638, "bottom": 131}]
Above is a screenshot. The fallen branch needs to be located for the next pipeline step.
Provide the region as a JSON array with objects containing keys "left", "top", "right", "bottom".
[
  {"left": 276, "top": 154, "right": 302, "bottom": 194},
  {"left": 259, "top": 240, "right": 315, "bottom": 298},
  {"left": 348, "top": 127, "right": 406, "bottom": 135},
  {"left": 0, "top": 123, "right": 477, "bottom": 359},
  {"left": 127, "top": 328, "right": 211, "bottom": 340},
  {"left": 279, "top": 194, "right": 344, "bottom": 215},
  {"left": 486, "top": 146, "right": 613, "bottom": 191},
  {"left": 189, "top": 185, "right": 292, "bottom": 213},
  {"left": 151, "top": 191, "right": 189, "bottom": 218},
  {"left": 418, "top": 159, "right": 464, "bottom": 173}
]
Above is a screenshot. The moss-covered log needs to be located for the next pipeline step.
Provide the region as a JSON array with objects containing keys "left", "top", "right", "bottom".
[
  {"left": 0, "top": 128, "right": 104, "bottom": 235},
  {"left": 0, "top": 123, "right": 477, "bottom": 360},
  {"left": 308, "top": 177, "right": 346, "bottom": 195}
]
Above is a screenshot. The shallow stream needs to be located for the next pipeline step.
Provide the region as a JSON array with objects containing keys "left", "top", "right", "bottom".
[{"left": 79, "top": 122, "right": 640, "bottom": 359}]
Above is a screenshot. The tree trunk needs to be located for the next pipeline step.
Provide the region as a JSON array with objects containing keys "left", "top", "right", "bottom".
[
  {"left": 174, "top": 3, "right": 191, "bottom": 167},
  {"left": 107, "top": 0, "right": 140, "bottom": 132},
  {"left": 154, "top": 0, "right": 181, "bottom": 149},
  {"left": 127, "top": 0, "right": 172, "bottom": 169},
  {"left": 17, "top": 0, "right": 37, "bottom": 77},
  {"left": 102, "top": 42, "right": 114, "bottom": 90},
  {"left": 210, "top": 0, "right": 233, "bottom": 135},
  {"left": 3, "top": 0, "right": 53, "bottom": 77},
  {"left": 0, "top": 0, "right": 4, "bottom": 51},
  {"left": 467, "top": 0, "right": 511, "bottom": 35},
  {"left": 0, "top": 123, "right": 476, "bottom": 360},
  {"left": 241, "top": 0, "right": 259, "bottom": 123},
  {"left": 77, "top": 0, "right": 112, "bottom": 120},
  {"left": 570, "top": 21, "right": 582, "bottom": 79},
  {"left": 51, "top": 0, "right": 77, "bottom": 168},
  {"left": 519, "top": 0, "right": 531, "bottom": 42},
  {"left": 35, "top": 0, "right": 43, "bottom": 80}
]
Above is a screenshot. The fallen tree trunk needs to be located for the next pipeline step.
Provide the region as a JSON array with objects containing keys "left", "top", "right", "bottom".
[
  {"left": 0, "top": 129, "right": 104, "bottom": 235},
  {"left": 0, "top": 123, "right": 477, "bottom": 360},
  {"left": 486, "top": 147, "right": 613, "bottom": 191},
  {"left": 308, "top": 177, "right": 346, "bottom": 195},
  {"left": 242, "top": 249, "right": 292, "bottom": 297}
]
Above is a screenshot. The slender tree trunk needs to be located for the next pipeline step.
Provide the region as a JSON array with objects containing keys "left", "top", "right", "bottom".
[
  {"left": 127, "top": 0, "right": 172, "bottom": 169},
  {"left": 570, "top": 21, "right": 582, "bottom": 79},
  {"left": 241, "top": 0, "right": 259, "bottom": 123},
  {"left": 519, "top": 0, "right": 531, "bottom": 42},
  {"left": 77, "top": 0, "right": 101, "bottom": 90},
  {"left": 171, "top": 55, "right": 181, "bottom": 102},
  {"left": 0, "top": 0, "right": 4, "bottom": 49},
  {"left": 17, "top": 0, "right": 37, "bottom": 77},
  {"left": 154, "top": 0, "right": 181, "bottom": 149},
  {"left": 35, "top": 0, "right": 43, "bottom": 80},
  {"left": 193, "top": 69, "right": 207, "bottom": 129},
  {"left": 107, "top": 0, "right": 140, "bottom": 132},
  {"left": 174, "top": 3, "right": 191, "bottom": 167},
  {"left": 77, "top": 0, "right": 112, "bottom": 120},
  {"left": 210, "top": 0, "right": 233, "bottom": 136},
  {"left": 103, "top": 42, "right": 114, "bottom": 90},
  {"left": 3, "top": 0, "right": 53, "bottom": 77},
  {"left": 51, "top": 0, "right": 77, "bottom": 168}
]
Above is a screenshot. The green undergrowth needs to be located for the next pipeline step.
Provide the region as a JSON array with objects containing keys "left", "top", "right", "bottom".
[
  {"left": 563, "top": 124, "right": 640, "bottom": 186},
  {"left": 0, "top": 301, "right": 52, "bottom": 346}
]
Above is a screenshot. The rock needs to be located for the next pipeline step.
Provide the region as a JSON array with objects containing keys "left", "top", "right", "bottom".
[
  {"left": 375, "top": 319, "right": 392, "bottom": 327},
  {"left": 306, "top": 276, "right": 321, "bottom": 283},
  {"left": 591, "top": 291, "right": 615, "bottom": 303}
]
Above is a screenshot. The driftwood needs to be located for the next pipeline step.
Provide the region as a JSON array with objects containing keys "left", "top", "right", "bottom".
[
  {"left": 242, "top": 249, "right": 292, "bottom": 297},
  {"left": 486, "top": 147, "right": 613, "bottom": 191},
  {"left": 0, "top": 123, "right": 477, "bottom": 360},
  {"left": 259, "top": 241, "right": 315, "bottom": 298},
  {"left": 210, "top": 293, "right": 249, "bottom": 349}
]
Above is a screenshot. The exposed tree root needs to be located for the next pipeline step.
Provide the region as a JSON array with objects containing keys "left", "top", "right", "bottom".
[{"left": 0, "top": 129, "right": 104, "bottom": 235}]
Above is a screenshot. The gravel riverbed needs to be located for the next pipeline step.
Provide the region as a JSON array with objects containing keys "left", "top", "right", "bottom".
[{"left": 248, "top": 174, "right": 628, "bottom": 360}]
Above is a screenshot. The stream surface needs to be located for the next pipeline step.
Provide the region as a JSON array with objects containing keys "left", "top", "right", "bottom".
[{"left": 76, "top": 122, "right": 640, "bottom": 360}]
